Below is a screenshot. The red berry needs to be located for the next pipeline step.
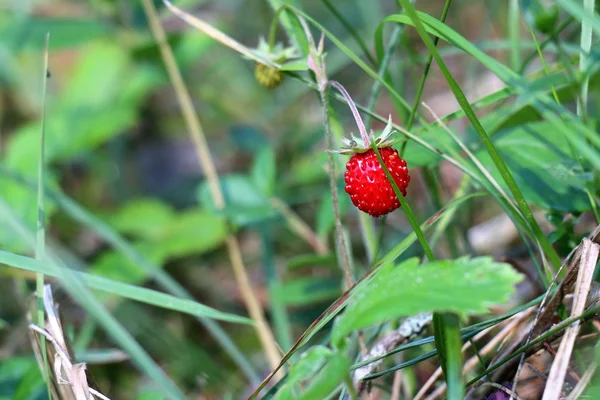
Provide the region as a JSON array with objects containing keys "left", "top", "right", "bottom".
[{"left": 344, "top": 147, "right": 410, "bottom": 217}]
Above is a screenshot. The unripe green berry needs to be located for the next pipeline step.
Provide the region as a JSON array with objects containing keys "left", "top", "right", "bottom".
[
  {"left": 255, "top": 63, "right": 283, "bottom": 89},
  {"left": 533, "top": 5, "right": 559, "bottom": 34}
]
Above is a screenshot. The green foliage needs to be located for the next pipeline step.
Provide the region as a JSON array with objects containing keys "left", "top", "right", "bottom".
[
  {"left": 477, "top": 121, "right": 593, "bottom": 212},
  {"left": 1, "top": 0, "right": 599, "bottom": 398},
  {"left": 93, "top": 199, "right": 228, "bottom": 284},
  {"left": 271, "top": 277, "right": 340, "bottom": 306},
  {"left": 199, "top": 174, "right": 277, "bottom": 225},
  {"left": 273, "top": 346, "right": 350, "bottom": 400},
  {"left": 331, "top": 257, "right": 523, "bottom": 346},
  {"left": 0, "top": 357, "right": 44, "bottom": 400}
]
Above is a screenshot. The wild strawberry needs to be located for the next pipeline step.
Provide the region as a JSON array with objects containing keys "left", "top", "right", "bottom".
[
  {"left": 344, "top": 147, "right": 410, "bottom": 217},
  {"left": 329, "top": 82, "right": 410, "bottom": 218}
]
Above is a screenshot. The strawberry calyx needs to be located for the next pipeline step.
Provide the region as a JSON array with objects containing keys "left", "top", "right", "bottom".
[
  {"left": 249, "top": 37, "right": 299, "bottom": 66},
  {"left": 331, "top": 115, "right": 396, "bottom": 155}
]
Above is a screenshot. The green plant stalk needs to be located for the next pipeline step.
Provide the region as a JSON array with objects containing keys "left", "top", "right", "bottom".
[
  {"left": 35, "top": 33, "right": 51, "bottom": 398},
  {"left": 579, "top": 0, "right": 594, "bottom": 129},
  {"left": 371, "top": 143, "right": 464, "bottom": 398},
  {"left": 395, "top": 0, "right": 562, "bottom": 271},
  {"left": 519, "top": 17, "right": 574, "bottom": 73},
  {"left": 345, "top": 374, "right": 359, "bottom": 400},
  {"left": 0, "top": 167, "right": 260, "bottom": 383},
  {"left": 143, "top": 0, "right": 281, "bottom": 374},
  {"left": 400, "top": 0, "right": 453, "bottom": 155},
  {"left": 320, "top": 89, "right": 354, "bottom": 289},
  {"left": 267, "top": 0, "right": 303, "bottom": 50},
  {"left": 508, "top": 0, "right": 521, "bottom": 70},
  {"left": 359, "top": 25, "right": 403, "bottom": 263},
  {"left": 433, "top": 313, "right": 464, "bottom": 399},
  {"left": 322, "top": 0, "right": 376, "bottom": 65}
]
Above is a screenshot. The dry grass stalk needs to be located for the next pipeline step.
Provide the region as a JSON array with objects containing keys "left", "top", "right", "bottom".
[
  {"left": 140, "top": 0, "right": 281, "bottom": 374},
  {"left": 29, "top": 284, "right": 110, "bottom": 400},
  {"left": 542, "top": 238, "right": 600, "bottom": 400}
]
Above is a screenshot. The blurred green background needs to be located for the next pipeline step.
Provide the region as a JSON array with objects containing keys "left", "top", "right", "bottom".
[{"left": 0, "top": 0, "right": 595, "bottom": 398}]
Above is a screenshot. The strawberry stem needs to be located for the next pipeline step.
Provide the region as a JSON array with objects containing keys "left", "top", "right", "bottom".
[{"left": 330, "top": 81, "right": 370, "bottom": 147}]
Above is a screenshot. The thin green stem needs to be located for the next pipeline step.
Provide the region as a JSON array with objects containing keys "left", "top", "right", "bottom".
[
  {"left": 508, "top": 0, "right": 521, "bottom": 70},
  {"left": 400, "top": 0, "right": 453, "bottom": 155},
  {"left": 578, "top": 0, "right": 595, "bottom": 120},
  {"left": 36, "top": 33, "right": 50, "bottom": 398},
  {"left": 322, "top": 0, "right": 376, "bottom": 65},
  {"left": 370, "top": 144, "right": 434, "bottom": 261},
  {"left": 519, "top": 17, "right": 574, "bottom": 74},
  {"left": 396, "top": 0, "right": 562, "bottom": 271},
  {"left": 319, "top": 84, "right": 353, "bottom": 288}
]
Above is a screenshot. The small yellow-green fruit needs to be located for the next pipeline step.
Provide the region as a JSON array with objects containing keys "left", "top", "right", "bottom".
[
  {"left": 534, "top": 5, "right": 559, "bottom": 35},
  {"left": 255, "top": 63, "right": 283, "bottom": 89}
]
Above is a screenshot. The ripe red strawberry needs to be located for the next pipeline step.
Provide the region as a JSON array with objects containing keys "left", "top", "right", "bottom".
[
  {"left": 344, "top": 147, "right": 410, "bottom": 217},
  {"left": 329, "top": 82, "right": 410, "bottom": 217}
]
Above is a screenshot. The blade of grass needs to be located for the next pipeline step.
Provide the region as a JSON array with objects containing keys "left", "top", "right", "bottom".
[
  {"left": 400, "top": 0, "right": 453, "bottom": 155},
  {"left": 0, "top": 208, "right": 186, "bottom": 399},
  {"left": 371, "top": 142, "right": 464, "bottom": 399},
  {"left": 0, "top": 249, "right": 253, "bottom": 325},
  {"left": 322, "top": 0, "right": 376, "bottom": 65},
  {"left": 466, "top": 304, "right": 600, "bottom": 388},
  {"left": 248, "top": 192, "right": 481, "bottom": 398},
  {"left": 143, "top": 0, "right": 281, "bottom": 373},
  {"left": 508, "top": 0, "right": 521, "bottom": 70},
  {"left": 35, "top": 32, "right": 51, "bottom": 398},
  {"left": 556, "top": 0, "right": 600, "bottom": 36},
  {"left": 387, "top": 3, "right": 563, "bottom": 271},
  {"left": 578, "top": 0, "right": 595, "bottom": 120},
  {"left": 0, "top": 168, "right": 259, "bottom": 383}
]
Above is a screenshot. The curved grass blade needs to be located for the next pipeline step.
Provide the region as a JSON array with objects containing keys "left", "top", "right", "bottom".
[
  {"left": 248, "top": 192, "right": 483, "bottom": 398},
  {"left": 0, "top": 167, "right": 259, "bottom": 383},
  {"left": 0, "top": 201, "right": 186, "bottom": 399},
  {"left": 377, "top": 8, "right": 563, "bottom": 271}
]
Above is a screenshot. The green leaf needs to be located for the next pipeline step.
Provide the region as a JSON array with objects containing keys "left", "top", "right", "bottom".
[
  {"left": 0, "top": 249, "right": 252, "bottom": 325},
  {"left": 252, "top": 147, "right": 276, "bottom": 197},
  {"left": 0, "top": 17, "right": 112, "bottom": 51},
  {"left": 402, "top": 126, "right": 460, "bottom": 167},
  {"left": 271, "top": 278, "right": 340, "bottom": 306},
  {"left": 198, "top": 174, "right": 276, "bottom": 225},
  {"left": 296, "top": 352, "right": 349, "bottom": 400},
  {"left": 90, "top": 242, "right": 167, "bottom": 284},
  {"left": 331, "top": 257, "right": 523, "bottom": 346},
  {"left": 316, "top": 190, "right": 349, "bottom": 237},
  {"left": 273, "top": 346, "right": 349, "bottom": 400},
  {"left": 477, "top": 121, "right": 593, "bottom": 212},
  {"left": 108, "top": 199, "right": 175, "bottom": 241},
  {"left": 158, "top": 209, "right": 228, "bottom": 258}
]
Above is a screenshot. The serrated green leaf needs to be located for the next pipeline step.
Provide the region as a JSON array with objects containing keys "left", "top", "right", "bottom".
[
  {"left": 477, "top": 121, "right": 593, "bottom": 212},
  {"left": 331, "top": 257, "right": 523, "bottom": 346}
]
